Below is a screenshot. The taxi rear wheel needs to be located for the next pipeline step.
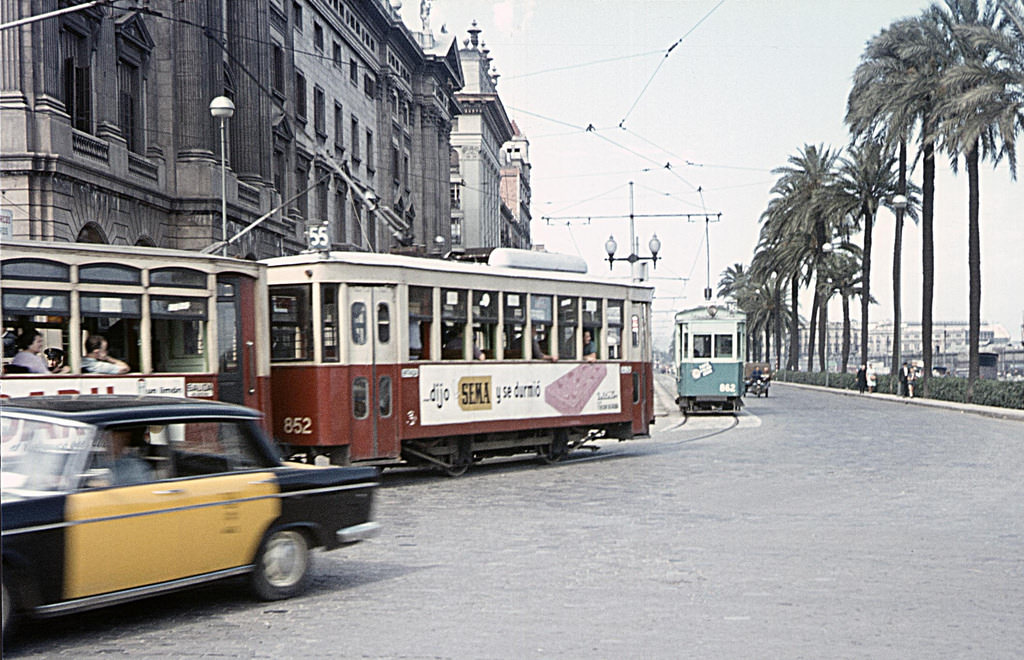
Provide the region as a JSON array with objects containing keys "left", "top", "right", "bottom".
[{"left": 251, "top": 529, "right": 311, "bottom": 600}]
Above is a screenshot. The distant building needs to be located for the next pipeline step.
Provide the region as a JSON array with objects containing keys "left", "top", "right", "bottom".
[
  {"left": 449, "top": 21, "right": 518, "bottom": 251},
  {"left": 499, "top": 122, "right": 532, "bottom": 249},
  {"left": 0, "top": 0, "right": 462, "bottom": 258}
]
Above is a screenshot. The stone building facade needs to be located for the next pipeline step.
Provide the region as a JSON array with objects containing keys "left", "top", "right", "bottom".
[
  {"left": 448, "top": 21, "right": 515, "bottom": 251},
  {"left": 0, "top": 0, "right": 462, "bottom": 258}
]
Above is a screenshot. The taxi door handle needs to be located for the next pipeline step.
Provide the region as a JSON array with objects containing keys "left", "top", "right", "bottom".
[{"left": 152, "top": 489, "right": 185, "bottom": 495}]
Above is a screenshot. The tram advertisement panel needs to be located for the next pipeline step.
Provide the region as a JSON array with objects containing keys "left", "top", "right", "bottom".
[
  {"left": 0, "top": 376, "right": 211, "bottom": 399},
  {"left": 416, "top": 363, "right": 621, "bottom": 426}
]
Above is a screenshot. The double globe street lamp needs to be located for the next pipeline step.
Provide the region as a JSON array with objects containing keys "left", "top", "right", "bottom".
[{"left": 604, "top": 233, "right": 661, "bottom": 274}]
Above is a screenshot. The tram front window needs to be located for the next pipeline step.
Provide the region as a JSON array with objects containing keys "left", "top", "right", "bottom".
[
  {"left": 270, "top": 285, "right": 313, "bottom": 361},
  {"left": 714, "top": 334, "right": 733, "bottom": 358},
  {"left": 441, "top": 289, "right": 467, "bottom": 360},
  {"left": 503, "top": 293, "right": 525, "bottom": 359},
  {"left": 472, "top": 291, "right": 497, "bottom": 360},
  {"left": 693, "top": 334, "right": 712, "bottom": 359}
]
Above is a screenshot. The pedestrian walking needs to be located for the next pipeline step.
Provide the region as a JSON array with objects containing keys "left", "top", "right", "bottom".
[
  {"left": 856, "top": 364, "right": 867, "bottom": 394},
  {"left": 899, "top": 361, "right": 910, "bottom": 397}
]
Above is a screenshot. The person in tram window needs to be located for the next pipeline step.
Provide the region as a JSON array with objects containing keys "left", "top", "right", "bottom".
[
  {"left": 532, "top": 326, "right": 557, "bottom": 361},
  {"left": 582, "top": 329, "right": 597, "bottom": 362},
  {"left": 82, "top": 335, "right": 131, "bottom": 374},
  {"left": 9, "top": 329, "right": 50, "bottom": 373}
]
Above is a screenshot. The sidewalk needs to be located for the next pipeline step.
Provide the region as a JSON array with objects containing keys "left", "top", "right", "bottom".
[{"left": 775, "top": 380, "right": 1024, "bottom": 423}]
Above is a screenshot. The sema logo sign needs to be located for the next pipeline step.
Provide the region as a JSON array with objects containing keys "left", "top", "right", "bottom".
[{"left": 458, "top": 376, "right": 492, "bottom": 410}]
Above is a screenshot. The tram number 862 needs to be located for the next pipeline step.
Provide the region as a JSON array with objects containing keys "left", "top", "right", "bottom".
[
  {"left": 282, "top": 416, "right": 313, "bottom": 434},
  {"left": 719, "top": 383, "right": 737, "bottom": 394}
]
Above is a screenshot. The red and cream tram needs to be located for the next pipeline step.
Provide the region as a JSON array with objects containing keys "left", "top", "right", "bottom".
[
  {"left": 265, "top": 249, "right": 655, "bottom": 473},
  {"left": 1, "top": 241, "right": 271, "bottom": 425}
]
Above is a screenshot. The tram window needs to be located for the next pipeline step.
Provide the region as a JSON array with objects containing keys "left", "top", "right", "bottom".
[
  {"left": 379, "top": 375, "right": 392, "bottom": 417},
  {"left": 377, "top": 303, "right": 390, "bottom": 343},
  {"left": 79, "top": 263, "right": 142, "bottom": 285},
  {"left": 270, "top": 285, "right": 313, "bottom": 361},
  {"left": 473, "top": 291, "right": 497, "bottom": 359},
  {"left": 503, "top": 293, "right": 525, "bottom": 359},
  {"left": 558, "top": 297, "right": 578, "bottom": 359},
  {"left": 1, "top": 258, "right": 69, "bottom": 282},
  {"left": 321, "top": 284, "right": 339, "bottom": 362},
  {"left": 714, "top": 334, "right": 733, "bottom": 358},
  {"left": 582, "top": 298, "right": 602, "bottom": 359},
  {"left": 150, "top": 267, "right": 207, "bottom": 289},
  {"left": 607, "top": 300, "right": 623, "bottom": 359},
  {"left": 441, "top": 289, "right": 467, "bottom": 360},
  {"left": 351, "top": 302, "right": 367, "bottom": 345},
  {"left": 2, "top": 292, "right": 70, "bottom": 373},
  {"left": 408, "top": 286, "right": 432, "bottom": 361},
  {"left": 352, "top": 377, "right": 369, "bottom": 419},
  {"left": 81, "top": 293, "right": 142, "bottom": 370},
  {"left": 151, "top": 297, "right": 207, "bottom": 372},
  {"left": 217, "top": 284, "right": 238, "bottom": 372},
  {"left": 529, "top": 295, "right": 553, "bottom": 359},
  {"left": 693, "top": 334, "right": 712, "bottom": 358},
  {"left": 631, "top": 314, "right": 640, "bottom": 348}
]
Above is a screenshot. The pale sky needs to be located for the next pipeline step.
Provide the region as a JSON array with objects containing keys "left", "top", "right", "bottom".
[{"left": 413, "top": 0, "right": 1023, "bottom": 346}]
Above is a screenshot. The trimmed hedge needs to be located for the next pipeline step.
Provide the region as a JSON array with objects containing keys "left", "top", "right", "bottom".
[{"left": 774, "top": 370, "right": 1024, "bottom": 410}]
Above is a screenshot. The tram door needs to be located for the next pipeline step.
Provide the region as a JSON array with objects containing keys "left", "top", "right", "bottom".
[
  {"left": 347, "top": 285, "right": 399, "bottom": 460},
  {"left": 216, "top": 275, "right": 256, "bottom": 407}
]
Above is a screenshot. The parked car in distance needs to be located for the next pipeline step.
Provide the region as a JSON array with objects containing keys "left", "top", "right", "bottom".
[{"left": 1, "top": 396, "right": 380, "bottom": 639}]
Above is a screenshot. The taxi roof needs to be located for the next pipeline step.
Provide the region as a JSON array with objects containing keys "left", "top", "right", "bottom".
[{"left": 0, "top": 396, "right": 261, "bottom": 426}]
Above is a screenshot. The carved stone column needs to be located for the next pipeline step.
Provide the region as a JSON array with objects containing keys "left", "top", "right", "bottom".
[{"left": 175, "top": 0, "right": 214, "bottom": 160}]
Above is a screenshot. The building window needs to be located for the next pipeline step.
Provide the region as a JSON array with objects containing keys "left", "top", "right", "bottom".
[
  {"left": 273, "top": 148, "right": 286, "bottom": 194},
  {"left": 272, "top": 44, "right": 285, "bottom": 94},
  {"left": 333, "top": 102, "right": 344, "bottom": 152},
  {"left": 295, "top": 70, "right": 306, "bottom": 121},
  {"left": 313, "top": 22, "right": 323, "bottom": 51},
  {"left": 363, "top": 73, "right": 375, "bottom": 98},
  {"left": 118, "top": 60, "right": 142, "bottom": 154},
  {"left": 333, "top": 42, "right": 342, "bottom": 67},
  {"left": 316, "top": 167, "right": 329, "bottom": 223},
  {"left": 292, "top": 1, "right": 302, "bottom": 30},
  {"left": 61, "top": 29, "right": 92, "bottom": 132},
  {"left": 313, "top": 86, "right": 325, "bottom": 136},
  {"left": 349, "top": 58, "right": 358, "bottom": 85},
  {"left": 365, "top": 130, "right": 374, "bottom": 172},
  {"left": 350, "top": 116, "right": 359, "bottom": 161},
  {"left": 294, "top": 160, "right": 309, "bottom": 219}
]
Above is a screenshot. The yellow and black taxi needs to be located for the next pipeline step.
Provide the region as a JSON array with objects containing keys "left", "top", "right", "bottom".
[{"left": 1, "top": 395, "right": 380, "bottom": 638}]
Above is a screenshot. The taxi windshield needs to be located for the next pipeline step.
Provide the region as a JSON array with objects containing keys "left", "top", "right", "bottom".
[{"left": 1, "top": 413, "right": 96, "bottom": 495}]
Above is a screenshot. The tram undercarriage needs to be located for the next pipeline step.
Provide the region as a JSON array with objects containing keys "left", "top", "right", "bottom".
[{"left": 676, "top": 396, "right": 743, "bottom": 414}]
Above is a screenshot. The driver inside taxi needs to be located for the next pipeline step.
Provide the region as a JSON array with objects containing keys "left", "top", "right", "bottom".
[{"left": 100, "top": 429, "right": 152, "bottom": 486}]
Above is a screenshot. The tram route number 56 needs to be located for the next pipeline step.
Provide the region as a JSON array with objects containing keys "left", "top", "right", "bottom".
[
  {"left": 282, "top": 416, "right": 313, "bottom": 434},
  {"left": 307, "top": 224, "right": 330, "bottom": 251}
]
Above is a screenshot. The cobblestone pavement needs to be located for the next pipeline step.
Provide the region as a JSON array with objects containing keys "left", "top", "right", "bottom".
[{"left": 8, "top": 379, "right": 1023, "bottom": 659}]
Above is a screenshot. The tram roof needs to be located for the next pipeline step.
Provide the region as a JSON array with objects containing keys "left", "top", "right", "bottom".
[
  {"left": 674, "top": 301, "right": 746, "bottom": 322},
  {"left": 0, "top": 240, "right": 262, "bottom": 273},
  {"left": 263, "top": 250, "right": 654, "bottom": 297}
]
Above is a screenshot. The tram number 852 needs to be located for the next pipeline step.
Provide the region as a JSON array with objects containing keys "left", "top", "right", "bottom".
[{"left": 282, "top": 416, "right": 313, "bottom": 434}]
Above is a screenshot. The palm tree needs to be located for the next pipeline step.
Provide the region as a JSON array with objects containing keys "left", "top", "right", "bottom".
[
  {"left": 847, "top": 13, "right": 953, "bottom": 393},
  {"left": 832, "top": 141, "right": 899, "bottom": 370},
  {"left": 763, "top": 144, "right": 841, "bottom": 372},
  {"left": 821, "top": 247, "right": 868, "bottom": 374},
  {"left": 934, "top": 0, "right": 1023, "bottom": 399}
]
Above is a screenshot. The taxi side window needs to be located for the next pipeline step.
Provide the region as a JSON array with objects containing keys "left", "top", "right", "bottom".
[{"left": 170, "top": 421, "right": 273, "bottom": 476}]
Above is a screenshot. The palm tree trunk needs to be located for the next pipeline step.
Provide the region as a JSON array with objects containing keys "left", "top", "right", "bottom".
[
  {"left": 921, "top": 131, "right": 935, "bottom": 398},
  {"left": 967, "top": 141, "right": 981, "bottom": 402},
  {"left": 891, "top": 138, "right": 907, "bottom": 386},
  {"left": 807, "top": 291, "right": 819, "bottom": 372},
  {"left": 860, "top": 201, "right": 873, "bottom": 368},
  {"left": 788, "top": 276, "right": 800, "bottom": 370},
  {"left": 774, "top": 289, "right": 783, "bottom": 373},
  {"left": 818, "top": 287, "right": 828, "bottom": 372},
  {"left": 842, "top": 293, "right": 851, "bottom": 373}
]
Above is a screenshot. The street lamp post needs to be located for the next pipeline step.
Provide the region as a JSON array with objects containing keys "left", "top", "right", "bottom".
[
  {"left": 209, "top": 96, "right": 235, "bottom": 256},
  {"left": 605, "top": 181, "right": 661, "bottom": 281}
]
